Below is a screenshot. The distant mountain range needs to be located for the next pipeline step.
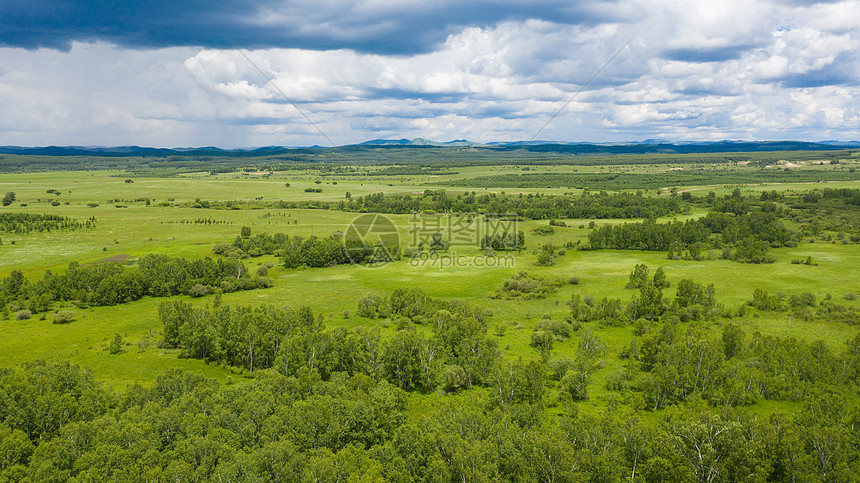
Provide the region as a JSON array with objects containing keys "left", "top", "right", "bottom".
[
  {"left": 1, "top": 139, "right": 858, "bottom": 157},
  {"left": 357, "top": 138, "right": 860, "bottom": 149}
]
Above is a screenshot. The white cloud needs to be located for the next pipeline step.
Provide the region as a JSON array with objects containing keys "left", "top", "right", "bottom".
[{"left": 1, "top": 0, "right": 859, "bottom": 147}]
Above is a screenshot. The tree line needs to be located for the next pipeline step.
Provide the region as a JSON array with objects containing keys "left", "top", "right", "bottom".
[
  {"left": 182, "top": 190, "right": 685, "bottom": 220},
  {"left": 1, "top": 254, "right": 271, "bottom": 315},
  {"left": 0, "top": 212, "right": 96, "bottom": 234},
  {"left": 214, "top": 229, "right": 401, "bottom": 267},
  {"left": 587, "top": 200, "right": 795, "bottom": 263},
  {"left": 440, "top": 167, "right": 860, "bottom": 190},
  {"left": 338, "top": 190, "right": 684, "bottom": 220}
]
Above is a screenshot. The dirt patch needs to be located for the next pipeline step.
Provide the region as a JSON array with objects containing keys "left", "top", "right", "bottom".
[
  {"left": 677, "top": 186, "right": 716, "bottom": 194},
  {"left": 101, "top": 254, "right": 134, "bottom": 264},
  {"left": 192, "top": 241, "right": 211, "bottom": 245},
  {"left": 772, "top": 160, "right": 805, "bottom": 168}
]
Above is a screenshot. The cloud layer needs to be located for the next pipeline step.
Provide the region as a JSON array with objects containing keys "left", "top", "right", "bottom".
[{"left": 0, "top": 0, "right": 858, "bottom": 147}]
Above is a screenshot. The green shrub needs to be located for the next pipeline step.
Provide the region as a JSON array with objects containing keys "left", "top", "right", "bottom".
[
  {"left": 187, "top": 284, "right": 211, "bottom": 297},
  {"left": 109, "top": 334, "right": 123, "bottom": 354},
  {"left": 442, "top": 365, "right": 467, "bottom": 392},
  {"left": 53, "top": 310, "right": 76, "bottom": 324}
]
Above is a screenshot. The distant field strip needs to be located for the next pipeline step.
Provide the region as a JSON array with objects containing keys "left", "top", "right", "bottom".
[{"left": 436, "top": 168, "right": 860, "bottom": 189}]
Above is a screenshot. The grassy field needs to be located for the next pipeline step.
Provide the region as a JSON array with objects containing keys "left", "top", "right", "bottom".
[{"left": 1, "top": 157, "right": 858, "bottom": 403}]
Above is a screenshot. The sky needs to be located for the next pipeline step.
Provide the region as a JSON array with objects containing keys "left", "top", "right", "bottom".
[{"left": 0, "top": 0, "right": 858, "bottom": 148}]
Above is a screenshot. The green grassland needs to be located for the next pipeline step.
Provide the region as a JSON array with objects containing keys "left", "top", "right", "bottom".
[{"left": 1, "top": 153, "right": 858, "bottom": 395}]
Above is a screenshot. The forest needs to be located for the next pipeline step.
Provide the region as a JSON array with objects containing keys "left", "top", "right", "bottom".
[{"left": 2, "top": 279, "right": 859, "bottom": 481}]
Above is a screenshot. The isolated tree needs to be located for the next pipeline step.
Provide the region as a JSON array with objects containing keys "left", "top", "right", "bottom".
[
  {"left": 629, "top": 283, "right": 664, "bottom": 320},
  {"left": 653, "top": 266, "right": 669, "bottom": 288},
  {"left": 627, "top": 264, "right": 650, "bottom": 289},
  {"left": 535, "top": 243, "right": 556, "bottom": 266},
  {"left": 531, "top": 330, "right": 555, "bottom": 362}
]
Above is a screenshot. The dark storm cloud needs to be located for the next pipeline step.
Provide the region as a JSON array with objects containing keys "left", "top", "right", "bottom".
[{"left": 0, "top": 0, "right": 622, "bottom": 54}]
